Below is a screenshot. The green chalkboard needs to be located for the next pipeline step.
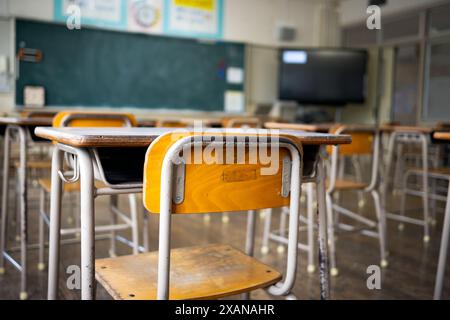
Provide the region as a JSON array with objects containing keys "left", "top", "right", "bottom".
[{"left": 16, "top": 19, "right": 245, "bottom": 111}]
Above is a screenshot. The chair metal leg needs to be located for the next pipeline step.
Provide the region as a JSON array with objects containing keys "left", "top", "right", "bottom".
[
  {"left": 421, "top": 136, "right": 430, "bottom": 243},
  {"left": 433, "top": 181, "right": 450, "bottom": 300},
  {"left": 326, "top": 193, "right": 338, "bottom": 277},
  {"left": 18, "top": 126, "right": 28, "bottom": 300},
  {"left": 316, "top": 157, "right": 330, "bottom": 300},
  {"left": 38, "top": 188, "right": 46, "bottom": 271},
  {"left": 142, "top": 209, "right": 150, "bottom": 252},
  {"left": 277, "top": 207, "right": 287, "bottom": 253},
  {"left": 306, "top": 183, "right": 315, "bottom": 273},
  {"left": 78, "top": 148, "right": 96, "bottom": 300},
  {"left": 47, "top": 147, "right": 63, "bottom": 300},
  {"left": 0, "top": 127, "right": 11, "bottom": 275},
  {"left": 372, "top": 190, "right": 388, "bottom": 268},
  {"left": 128, "top": 193, "right": 139, "bottom": 255},
  {"left": 242, "top": 209, "right": 256, "bottom": 300},
  {"left": 109, "top": 195, "right": 118, "bottom": 257},
  {"left": 261, "top": 208, "right": 272, "bottom": 254},
  {"left": 399, "top": 171, "right": 409, "bottom": 231}
]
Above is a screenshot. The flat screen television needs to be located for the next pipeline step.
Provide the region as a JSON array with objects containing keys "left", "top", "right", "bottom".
[{"left": 278, "top": 48, "right": 368, "bottom": 105}]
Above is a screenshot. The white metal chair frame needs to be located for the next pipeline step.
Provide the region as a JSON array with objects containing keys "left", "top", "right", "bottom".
[
  {"left": 326, "top": 128, "right": 387, "bottom": 276},
  {"left": 152, "top": 134, "right": 326, "bottom": 299},
  {"left": 382, "top": 131, "right": 431, "bottom": 242}
]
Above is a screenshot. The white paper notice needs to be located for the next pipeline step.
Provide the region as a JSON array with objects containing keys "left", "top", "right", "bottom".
[
  {"left": 224, "top": 90, "right": 244, "bottom": 113},
  {"left": 226, "top": 67, "right": 244, "bottom": 84}
]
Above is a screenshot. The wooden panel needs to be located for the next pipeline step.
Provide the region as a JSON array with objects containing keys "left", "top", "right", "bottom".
[
  {"left": 333, "top": 132, "right": 373, "bottom": 155},
  {"left": 95, "top": 244, "right": 281, "bottom": 300},
  {"left": 265, "top": 122, "right": 335, "bottom": 133},
  {"left": 434, "top": 131, "right": 450, "bottom": 141},
  {"left": 155, "top": 120, "right": 189, "bottom": 128},
  {"left": 53, "top": 111, "right": 137, "bottom": 128},
  {"left": 0, "top": 116, "right": 53, "bottom": 126},
  {"left": 327, "top": 179, "right": 367, "bottom": 190},
  {"left": 143, "top": 131, "right": 301, "bottom": 214}
]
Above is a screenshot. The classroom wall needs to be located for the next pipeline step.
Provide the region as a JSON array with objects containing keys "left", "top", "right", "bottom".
[
  {"left": 0, "top": 0, "right": 321, "bottom": 113},
  {"left": 340, "top": 0, "right": 446, "bottom": 26}
]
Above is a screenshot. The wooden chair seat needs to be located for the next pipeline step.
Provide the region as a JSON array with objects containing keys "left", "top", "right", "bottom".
[
  {"left": 408, "top": 166, "right": 450, "bottom": 176},
  {"left": 326, "top": 179, "right": 368, "bottom": 190},
  {"left": 95, "top": 244, "right": 281, "bottom": 300},
  {"left": 14, "top": 160, "right": 51, "bottom": 169},
  {"left": 38, "top": 178, "right": 107, "bottom": 193}
]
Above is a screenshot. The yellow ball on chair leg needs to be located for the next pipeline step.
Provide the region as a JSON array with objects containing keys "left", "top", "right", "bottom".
[
  {"left": 380, "top": 259, "right": 388, "bottom": 268},
  {"left": 0, "top": 267, "right": 5, "bottom": 275},
  {"left": 20, "top": 292, "right": 28, "bottom": 300},
  {"left": 398, "top": 223, "right": 404, "bottom": 231},
  {"left": 330, "top": 267, "right": 339, "bottom": 277},
  {"left": 37, "top": 263, "right": 46, "bottom": 271},
  {"left": 277, "top": 245, "right": 285, "bottom": 254},
  {"left": 261, "top": 246, "right": 269, "bottom": 255},
  {"left": 423, "top": 235, "right": 430, "bottom": 243},
  {"left": 222, "top": 214, "right": 229, "bottom": 223},
  {"left": 307, "top": 264, "right": 316, "bottom": 273}
]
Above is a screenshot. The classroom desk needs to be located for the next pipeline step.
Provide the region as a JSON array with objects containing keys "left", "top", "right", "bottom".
[
  {"left": 34, "top": 127, "right": 351, "bottom": 300},
  {"left": 0, "top": 116, "right": 53, "bottom": 299},
  {"left": 433, "top": 131, "right": 450, "bottom": 300}
]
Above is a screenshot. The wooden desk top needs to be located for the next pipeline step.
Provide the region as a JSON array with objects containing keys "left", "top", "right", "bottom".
[
  {"left": 0, "top": 116, "right": 53, "bottom": 126},
  {"left": 434, "top": 131, "right": 450, "bottom": 141},
  {"left": 265, "top": 122, "right": 336, "bottom": 133},
  {"left": 34, "top": 127, "right": 351, "bottom": 148},
  {"left": 379, "top": 124, "right": 433, "bottom": 133}
]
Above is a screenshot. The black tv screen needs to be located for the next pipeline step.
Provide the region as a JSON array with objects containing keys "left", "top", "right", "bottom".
[{"left": 278, "top": 48, "right": 368, "bottom": 105}]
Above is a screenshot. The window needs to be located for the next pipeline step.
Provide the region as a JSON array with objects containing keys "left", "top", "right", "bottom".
[
  {"left": 424, "top": 41, "right": 450, "bottom": 121},
  {"left": 392, "top": 45, "right": 420, "bottom": 125}
]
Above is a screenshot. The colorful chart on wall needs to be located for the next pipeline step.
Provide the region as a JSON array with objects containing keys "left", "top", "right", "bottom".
[
  {"left": 54, "top": 0, "right": 128, "bottom": 30},
  {"left": 163, "top": 0, "right": 223, "bottom": 39},
  {"left": 128, "top": 0, "right": 163, "bottom": 33},
  {"left": 54, "top": 0, "right": 223, "bottom": 39}
]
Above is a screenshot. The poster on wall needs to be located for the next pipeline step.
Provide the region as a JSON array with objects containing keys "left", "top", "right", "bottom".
[
  {"left": 128, "top": 0, "right": 163, "bottom": 33},
  {"left": 54, "top": 0, "right": 128, "bottom": 30},
  {"left": 164, "top": 0, "right": 223, "bottom": 39}
]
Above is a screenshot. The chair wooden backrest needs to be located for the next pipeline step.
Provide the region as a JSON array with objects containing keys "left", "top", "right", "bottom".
[
  {"left": 326, "top": 125, "right": 378, "bottom": 192},
  {"left": 53, "top": 111, "right": 137, "bottom": 128},
  {"left": 143, "top": 131, "right": 301, "bottom": 214},
  {"left": 327, "top": 125, "right": 373, "bottom": 155}
]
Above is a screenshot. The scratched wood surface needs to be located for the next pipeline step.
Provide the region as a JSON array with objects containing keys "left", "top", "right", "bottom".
[
  {"left": 95, "top": 244, "right": 281, "bottom": 300},
  {"left": 0, "top": 116, "right": 53, "bottom": 126},
  {"left": 34, "top": 127, "right": 352, "bottom": 147}
]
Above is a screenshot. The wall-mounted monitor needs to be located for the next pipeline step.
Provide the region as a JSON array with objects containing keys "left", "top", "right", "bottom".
[{"left": 278, "top": 48, "right": 368, "bottom": 106}]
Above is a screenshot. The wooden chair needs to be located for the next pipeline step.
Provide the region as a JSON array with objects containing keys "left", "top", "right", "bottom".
[
  {"left": 399, "top": 128, "right": 450, "bottom": 236},
  {"left": 95, "top": 130, "right": 305, "bottom": 299},
  {"left": 37, "top": 111, "right": 142, "bottom": 271},
  {"left": 326, "top": 125, "right": 387, "bottom": 276}
]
